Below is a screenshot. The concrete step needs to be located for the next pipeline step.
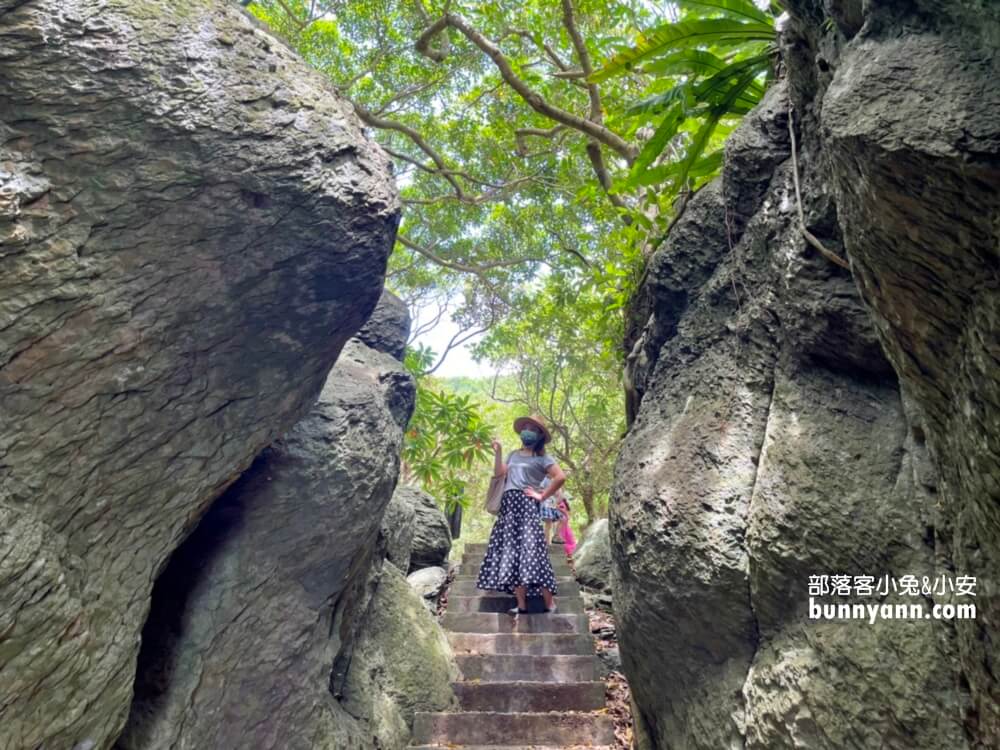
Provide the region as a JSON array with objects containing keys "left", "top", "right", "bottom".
[
  {"left": 462, "top": 555, "right": 572, "bottom": 572},
  {"left": 412, "top": 711, "right": 615, "bottom": 747},
  {"left": 456, "top": 654, "right": 597, "bottom": 683},
  {"left": 463, "top": 547, "right": 570, "bottom": 560},
  {"left": 442, "top": 612, "right": 587, "bottom": 634},
  {"left": 452, "top": 681, "right": 606, "bottom": 712},
  {"left": 412, "top": 747, "right": 612, "bottom": 750},
  {"left": 449, "top": 579, "right": 581, "bottom": 597},
  {"left": 452, "top": 575, "right": 578, "bottom": 588},
  {"left": 448, "top": 595, "right": 584, "bottom": 615},
  {"left": 463, "top": 542, "right": 571, "bottom": 555},
  {"left": 448, "top": 632, "right": 594, "bottom": 656}
]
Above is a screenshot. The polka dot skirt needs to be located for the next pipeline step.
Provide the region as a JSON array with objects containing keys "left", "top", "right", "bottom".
[{"left": 476, "top": 489, "right": 558, "bottom": 597}]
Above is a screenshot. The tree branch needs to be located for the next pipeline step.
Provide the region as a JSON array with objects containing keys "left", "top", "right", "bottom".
[
  {"left": 514, "top": 125, "right": 566, "bottom": 155},
  {"left": 354, "top": 103, "right": 473, "bottom": 201},
  {"left": 585, "top": 141, "right": 629, "bottom": 211},
  {"left": 408, "top": 299, "right": 448, "bottom": 343},
  {"left": 787, "top": 105, "right": 850, "bottom": 270},
  {"left": 416, "top": 13, "right": 637, "bottom": 161},
  {"left": 503, "top": 28, "right": 571, "bottom": 72},
  {"left": 425, "top": 323, "right": 490, "bottom": 375},
  {"left": 397, "top": 235, "right": 545, "bottom": 275},
  {"left": 560, "top": 0, "right": 602, "bottom": 123}
]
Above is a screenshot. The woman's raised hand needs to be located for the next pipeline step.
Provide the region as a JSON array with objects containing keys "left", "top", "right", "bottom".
[{"left": 491, "top": 438, "right": 502, "bottom": 454}]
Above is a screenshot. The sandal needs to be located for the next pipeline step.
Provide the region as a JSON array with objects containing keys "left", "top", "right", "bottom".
[{"left": 507, "top": 606, "right": 529, "bottom": 616}]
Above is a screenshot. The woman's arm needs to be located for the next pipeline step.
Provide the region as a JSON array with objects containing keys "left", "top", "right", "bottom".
[
  {"left": 491, "top": 439, "right": 507, "bottom": 477},
  {"left": 538, "top": 464, "right": 565, "bottom": 501}
]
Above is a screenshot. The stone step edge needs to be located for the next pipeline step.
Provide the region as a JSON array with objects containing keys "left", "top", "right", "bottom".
[
  {"left": 413, "top": 710, "right": 611, "bottom": 718},
  {"left": 450, "top": 679, "right": 606, "bottom": 690},
  {"left": 455, "top": 573, "right": 577, "bottom": 586},
  {"left": 411, "top": 746, "right": 614, "bottom": 750},
  {"left": 447, "top": 633, "right": 595, "bottom": 655},
  {"left": 446, "top": 596, "right": 585, "bottom": 613},
  {"left": 411, "top": 708, "right": 615, "bottom": 740}
]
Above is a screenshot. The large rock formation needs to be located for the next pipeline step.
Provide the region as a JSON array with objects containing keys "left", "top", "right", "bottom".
[
  {"left": 0, "top": 2, "right": 398, "bottom": 747},
  {"left": 613, "top": 3, "right": 998, "bottom": 748},
  {"left": 402, "top": 484, "right": 453, "bottom": 572},
  {"left": 118, "top": 309, "right": 418, "bottom": 749},
  {"left": 573, "top": 518, "right": 612, "bottom": 593},
  {"left": 382, "top": 480, "right": 418, "bottom": 572},
  {"left": 814, "top": 1, "right": 1000, "bottom": 741},
  {"left": 341, "top": 564, "right": 459, "bottom": 748}
]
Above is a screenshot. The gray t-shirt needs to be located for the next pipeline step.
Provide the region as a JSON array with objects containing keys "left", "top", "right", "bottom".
[{"left": 504, "top": 451, "right": 556, "bottom": 492}]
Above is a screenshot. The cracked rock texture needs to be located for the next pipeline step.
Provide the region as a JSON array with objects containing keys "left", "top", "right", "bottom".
[
  {"left": 341, "top": 564, "right": 459, "bottom": 749},
  {"left": 118, "top": 321, "right": 421, "bottom": 749},
  {"left": 382, "top": 481, "right": 418, "bottom": 573},
  {"left": 404, "top": 484, "right": 453, "bottom": 572},
  {"left": 0, "top": 1, "right": 398, "bottom": 748},
  {"left": 573, "top": 518, "right": 612, "bottom": 593},
  {"left": 614, "top": 2, "right": 998, "bottom": 747},
  {"left": 814, "top": 1, "right": 1000, "bottom": 743}
]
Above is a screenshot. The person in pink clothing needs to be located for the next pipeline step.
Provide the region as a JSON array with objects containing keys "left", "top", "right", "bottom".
[{"left": 556, "top": 492, "right": 576, "bottom": 556}]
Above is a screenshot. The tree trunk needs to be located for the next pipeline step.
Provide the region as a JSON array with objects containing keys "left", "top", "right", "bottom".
[{"left": 580, "top": 485, "right": 596, "bottom": 525}]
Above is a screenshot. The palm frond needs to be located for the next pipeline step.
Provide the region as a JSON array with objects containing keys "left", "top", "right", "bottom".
[
  {"left": 676, "top": 0, "right": 773, "bottom": 25},
  {"left": 625, "top": 82, "right": 693, "bottom": 117},
  {"left": 671, "top": 65, "right": 762, "bottom": 190},
  {"left": 634, "top": 150, "right": 724, "bottom": 186},
  {"left": 590, "top": 18, "right": 775, "bottom": 83},
  {"left": 630, "top": 102, "right": 688, "bottom": 177},
  {"left": 640, "top": 49, "right": 729, "bottom": 78}
]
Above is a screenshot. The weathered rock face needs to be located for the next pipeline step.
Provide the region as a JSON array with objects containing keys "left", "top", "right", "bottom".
[
  {"left": 342, "top": 564, "right": 458, "bottom": 749},
  {"left": 403, "top": 485, "right": 453, "bottom": 571},
  {"left": 573, "top": 518, "right": 612, "bottom": 593},
  {"left": 613, "top": 2, "right": 998, "bottom": 744},
  {"left": 118, "top": 328, "right": 416, "bottom": 750},
  {"left": 407, "top": 565, "right": 450, "bottom": 613},
  {"left": 356, "top": 289, "right": 411, "bottom": 362},
  {"left": 812, "top": 3, "right": 1000, "bottom": 742},
  {"left": 382, "top": 482, "right": 418, "bottom": 573},
  {"left": 0, "top": 2, "right": 399, "bottom": 748}
]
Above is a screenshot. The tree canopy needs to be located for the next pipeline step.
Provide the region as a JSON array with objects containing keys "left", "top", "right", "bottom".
[{"left": 246, "top": 0, "right": 779, "bottom": 521}]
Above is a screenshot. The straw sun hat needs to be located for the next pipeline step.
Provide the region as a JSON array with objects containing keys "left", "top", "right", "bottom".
[{"left": 513, "top": 414, "right": 551, "bottom": 443}]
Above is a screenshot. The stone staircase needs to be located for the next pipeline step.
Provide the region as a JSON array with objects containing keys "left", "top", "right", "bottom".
[{"left": 411, "top": 543, "right": 615, "bottom": 750}]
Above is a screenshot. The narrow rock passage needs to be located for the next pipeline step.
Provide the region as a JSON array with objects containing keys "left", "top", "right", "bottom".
[{"left": 412, "top": 543, "right": 614, "bottom": 749}]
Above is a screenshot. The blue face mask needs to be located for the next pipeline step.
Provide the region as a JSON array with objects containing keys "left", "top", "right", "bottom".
[{"left": 520, "top": 429, "right": 539, "bottom": 445}]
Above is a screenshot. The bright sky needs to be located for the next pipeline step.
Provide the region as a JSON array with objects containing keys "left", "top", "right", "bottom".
[{"left": 412, "top": 312, "right": 496, "bottom": 379}]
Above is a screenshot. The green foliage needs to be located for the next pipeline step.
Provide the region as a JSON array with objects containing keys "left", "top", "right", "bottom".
[
  {"left": 243, "top": 0, "right": 781, "bottom": 524},
  {"left": 247, "top": 0, "right": 653, "bottom": 328},
  {"left": 597, "top": 0, "right": 777, "bottom": 197},
  {"left": 402, "top": 345, "right": 493, "bottom": 510},
  {"left": 475, "top": 274, "right": 625, "bottom": 522}
]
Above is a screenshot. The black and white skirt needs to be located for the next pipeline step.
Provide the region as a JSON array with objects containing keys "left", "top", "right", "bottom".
[{"left": 476, "top": 488, "right": 558, "bottom": 597}]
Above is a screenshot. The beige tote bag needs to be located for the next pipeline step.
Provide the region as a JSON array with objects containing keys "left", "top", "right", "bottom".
[{"left": 485, "top": 474, "right": 504, "bottom": 515}]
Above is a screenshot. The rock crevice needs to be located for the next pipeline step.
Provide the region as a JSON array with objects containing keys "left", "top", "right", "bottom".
[{"left": 117, "top": 293, "right": 459, "bottom": 750}]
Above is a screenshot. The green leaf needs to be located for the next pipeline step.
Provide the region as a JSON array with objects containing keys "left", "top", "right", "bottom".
[
  {"left": 630, "top": 102, "right": 686, "bottom": 175},
  {"left": 625, "top": 82, "right": 693, "bottom": 118},
  {"left": 590, "top": 19, "right": 776, "bottom": 83},
  {"left": 640, "top": 49, "right": 729, "bottom": 78},
  {"left": 692, "top": 52, "right": 770, "bottom": 103},
  {"left": 677, "top": 0, "right": 773, "bottom": 25},
  {"left": 672, "top": 65, "right": 762, "bottom": 190}
]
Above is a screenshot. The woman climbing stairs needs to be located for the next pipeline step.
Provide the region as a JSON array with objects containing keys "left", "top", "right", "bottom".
[{"left": 411, "top": 543, "right": 615, "bottom": 749}]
